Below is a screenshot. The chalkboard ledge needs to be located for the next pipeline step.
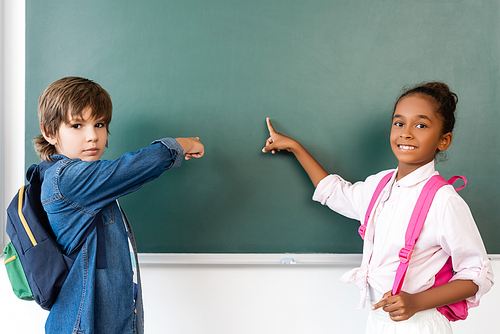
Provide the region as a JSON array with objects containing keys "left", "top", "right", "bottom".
[
  {"left": 138, "top": 253, "right": 363, "bottom": 266},
  {"left": 137, "top": 253, "right": 500, "bottom": 266}
]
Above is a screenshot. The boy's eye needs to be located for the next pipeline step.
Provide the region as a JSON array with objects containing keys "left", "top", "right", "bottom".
[
  {"left": 393, "top": 121, "right": 404, "bottom": 127},
  {"left": 95, "top": 123, "right": 105, "bottom": 128},
  {"left": 416, "top": 123, "right": 427, "bottom": 129},
  {"left": 71, "top": 124, "right": 82, "bottom": 129}
]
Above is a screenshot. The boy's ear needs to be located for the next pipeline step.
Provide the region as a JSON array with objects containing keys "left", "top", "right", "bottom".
[
  {"left": 41, "top": 124, "right": 57, "bottom": 145},
  {"left": 438, "top": 132, "right": 453, "bottom": 152}
]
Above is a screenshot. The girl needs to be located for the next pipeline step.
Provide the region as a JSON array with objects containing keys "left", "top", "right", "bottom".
[
  {"left": 262, "top": 82, "right": 493, "bottom": 333},
  {"left": 35, "top": 77, "right": 204, "bottom": 333}
]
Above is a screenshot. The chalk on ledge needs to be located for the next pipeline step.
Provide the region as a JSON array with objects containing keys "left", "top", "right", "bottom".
[{"left": 281, "top": 258, "right": 296, "bottom": 264}]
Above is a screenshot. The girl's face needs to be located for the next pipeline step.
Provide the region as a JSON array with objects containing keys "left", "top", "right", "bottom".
[
  {"left": 44, "top": 107, "right": 108, "bottom": 161},
  {"left": 390, "top": 95, "right": 452, "bottom": 179}
]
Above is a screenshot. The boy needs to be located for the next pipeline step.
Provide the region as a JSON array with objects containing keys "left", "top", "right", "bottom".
[{"left": 34, "top": 76, "right": 204, "bottom": 333}]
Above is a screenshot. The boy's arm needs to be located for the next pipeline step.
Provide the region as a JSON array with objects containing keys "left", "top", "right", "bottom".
[
  {"left": 53, "top": 138, "right": 201, "bottom": 213},
  {"left": 262, "top": 118, "right": 328, "bottom": 187},
  {"left": 175, "top": 137, "right": 204, "bottom": 160},
  {"left": 372, "top": 280, "right": 478, "bottom": 321}
]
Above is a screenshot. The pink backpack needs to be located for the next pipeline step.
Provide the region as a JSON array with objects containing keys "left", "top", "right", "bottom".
[{"left": 358, "top": 171, "right": 468, "bottom": 321}]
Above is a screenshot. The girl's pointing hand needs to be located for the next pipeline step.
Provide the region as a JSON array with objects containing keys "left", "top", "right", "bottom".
[
  {"left": 262, "top": 117, "right": 299, "bottom": 154},
  {"left": 372, "top": 290, "right": 419, "bottom": 322}
]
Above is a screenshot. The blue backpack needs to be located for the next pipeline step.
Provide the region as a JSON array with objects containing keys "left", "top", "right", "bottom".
[{"left": 3, "top": 160, "right": 106, "bottom": 310}]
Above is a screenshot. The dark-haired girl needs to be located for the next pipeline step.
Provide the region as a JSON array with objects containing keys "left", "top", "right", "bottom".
[{"left": 262, "top": 82, "right": 493, "bottom": 333}]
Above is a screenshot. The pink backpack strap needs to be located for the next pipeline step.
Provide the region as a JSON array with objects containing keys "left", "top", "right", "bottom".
[
  {"left": 448, "top": 175, "right": 467, "bottom": 191},
  {"left": 358, "top": 171, "right": 394, "bottom": 239},
  {"left": 391, "top": 175, "right": 466, "bottom": 296}
]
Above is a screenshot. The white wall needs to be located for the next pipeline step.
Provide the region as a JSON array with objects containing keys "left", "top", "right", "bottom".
[
  {"left": 0, "top": 259, "right": 499, "bottom": 333},
  {"left": 0, "top": 0, "right": 25, "bottom": 249},
  {"left": 0, "top": 2, "right": 498, "bottom": 334}
]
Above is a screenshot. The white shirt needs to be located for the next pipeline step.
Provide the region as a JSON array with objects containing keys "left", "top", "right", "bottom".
[{"left": 312, "top": 161, "right": 494, "bottom": 309}]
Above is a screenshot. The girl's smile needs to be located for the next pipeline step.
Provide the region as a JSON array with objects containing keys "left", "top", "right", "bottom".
[{"left": 397, "top": 144, "right": 417, "bottom": 151}]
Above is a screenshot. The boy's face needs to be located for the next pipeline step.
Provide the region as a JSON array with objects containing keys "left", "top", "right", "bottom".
[{"left": 45, "top": 107, "right": 108, "bottom": 161}]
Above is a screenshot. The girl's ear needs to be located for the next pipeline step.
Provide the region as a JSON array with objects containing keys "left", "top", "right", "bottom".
[
  {"left": 438, "top": 132, "right": 453, "bottom": 152},
  {"left": 41, "top": 124, "right": 57, "bottom": 145}
]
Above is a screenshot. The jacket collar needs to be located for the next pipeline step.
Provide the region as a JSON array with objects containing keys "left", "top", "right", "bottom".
[{"left": 26, "top": 155, "right": 66, "bottom": 184}]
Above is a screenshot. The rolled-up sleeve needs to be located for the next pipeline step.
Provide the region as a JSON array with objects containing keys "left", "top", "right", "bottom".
[
  {"left": 312, "top": 173, "right": 384, "bottom": 222},
  {"left": 439, "top": 195, "right": 494, "bottom": 307},
  {"left": 313, "top": 174, "right": 359, "bottom": 220},
  {"left": 313, "top": 175, "right": 341, "bottom": 205},
  {"left": 153, "top": 137, "right": 184, "bottom": 169}
]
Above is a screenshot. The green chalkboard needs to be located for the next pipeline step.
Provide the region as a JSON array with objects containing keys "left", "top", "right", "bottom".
[{"left": 26, "top": 0, "right": 500, "bottom": 253}]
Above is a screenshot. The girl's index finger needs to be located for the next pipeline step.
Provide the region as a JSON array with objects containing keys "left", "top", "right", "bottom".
[
  {"left": 266, "top": 117, "right": 276, "bottom": 135},
  {"left": 372, "top": 291, "right": 394, "bottom": 310}
]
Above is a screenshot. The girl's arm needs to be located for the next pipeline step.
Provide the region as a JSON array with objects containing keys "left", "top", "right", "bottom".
[
  {"left": 372, "top": 280, "right": 478, "bottom": 321},
  {"left": 262, "top": 118, "right": 328, "bottom": 187}
]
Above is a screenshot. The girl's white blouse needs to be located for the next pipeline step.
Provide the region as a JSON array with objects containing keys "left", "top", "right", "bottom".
[{"left": 312, "top": 161, "right": 493, "bottom": 309}]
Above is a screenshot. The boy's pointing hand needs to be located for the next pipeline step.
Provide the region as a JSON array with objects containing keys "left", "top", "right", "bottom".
[{"left": 175, "top": 137, "right": 205, "bottom": 160}]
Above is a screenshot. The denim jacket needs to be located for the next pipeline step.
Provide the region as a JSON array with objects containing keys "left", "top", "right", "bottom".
[{"left": 40, "top": 138, "right": 183, "bottom": 334}]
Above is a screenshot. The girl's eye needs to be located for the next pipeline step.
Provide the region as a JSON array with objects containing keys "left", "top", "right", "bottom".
[
  {"left": 71, "top": 124, "right": 81, "bottom": 129},
  {"left": 416, "top": 123, "right": 427, "bottom": 129},
  {"left": 393, "top": 121, "right": 404, "bottom": 127}
]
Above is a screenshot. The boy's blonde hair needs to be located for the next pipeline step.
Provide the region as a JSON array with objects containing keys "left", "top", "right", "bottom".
[{"left": 33, "top": 77, "right": 113, "bottom": 161}]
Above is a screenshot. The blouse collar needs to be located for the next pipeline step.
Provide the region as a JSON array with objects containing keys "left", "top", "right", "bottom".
[{"left": 394, "top": 160, "right": 437, "bottom": 188}]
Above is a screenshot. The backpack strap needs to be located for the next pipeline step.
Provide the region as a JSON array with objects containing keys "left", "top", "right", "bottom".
[
  {"left": 447, "top": 175, "right": 467, "bottom": 191},
  {"left": 358, "top": 171, "right": 394, "bottom": 239},
  {"left": 391, "top": 174, "right": 466, "bottom": 295},
  {"left": 28, "top": 159, "right": 107, "bottom": 269},
  {"left": 26, "top": 156, "right": 64, "bottom": 185}
]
